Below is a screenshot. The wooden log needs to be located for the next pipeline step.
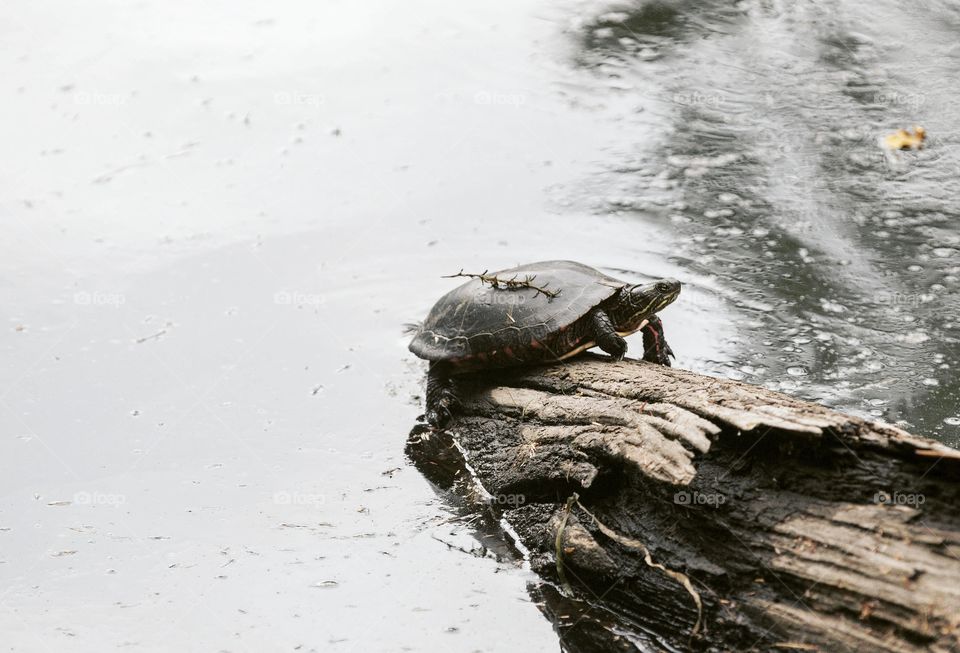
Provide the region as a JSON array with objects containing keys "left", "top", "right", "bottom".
[{"left": 407, "top": 354, "right": 960, "bottom": 652}]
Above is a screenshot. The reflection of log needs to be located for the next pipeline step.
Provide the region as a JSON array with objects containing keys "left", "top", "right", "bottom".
[{"left": 407, "top": 354, "right": 960, "bottom": 653}]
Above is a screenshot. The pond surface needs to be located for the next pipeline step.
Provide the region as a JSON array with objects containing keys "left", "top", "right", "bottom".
[
  {"left": 573, "top": 0, "right": 960, "bottom": 442},
  {"left": 1, "top": 0, "right": 957, "bottom": 651}
]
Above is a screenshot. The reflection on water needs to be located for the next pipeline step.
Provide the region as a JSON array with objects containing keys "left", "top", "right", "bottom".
[{"left": 574, "top": 0, "right": 960, "bottom": 443}]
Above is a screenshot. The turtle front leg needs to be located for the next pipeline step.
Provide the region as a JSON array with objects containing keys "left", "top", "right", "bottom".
[
  {"left": 642, "top": 314, "right": 675, "bottom": 366},
  {"left": 425, "top": 362, "right": 458, "bottom": 428},
  {"left": 589, "top": 308, "right": 627, "bottom": 360}
]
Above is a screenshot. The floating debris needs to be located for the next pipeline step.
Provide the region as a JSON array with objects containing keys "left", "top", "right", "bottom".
[
  {"left": 136, "top": 329, "right": 167, "bottom": 344},
  {"left": 883, "top": 126, "right": 926, "bottom": 150}
]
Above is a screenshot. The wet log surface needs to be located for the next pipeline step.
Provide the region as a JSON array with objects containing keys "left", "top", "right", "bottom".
[{"left": 407, "top": 354, "right": 960, "bottom": 653}]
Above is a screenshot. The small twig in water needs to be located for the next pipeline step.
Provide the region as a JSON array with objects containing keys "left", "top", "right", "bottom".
[
  {"left": 136, "top": 329, "right": 167, "bottom": 344},
  {"left": 443, "top": 269, "right": 561, "bottom": 298}
]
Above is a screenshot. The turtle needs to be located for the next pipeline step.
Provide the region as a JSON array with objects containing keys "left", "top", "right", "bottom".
[{"left": 409, "top": 260, "right": 681, "bottom": 427}]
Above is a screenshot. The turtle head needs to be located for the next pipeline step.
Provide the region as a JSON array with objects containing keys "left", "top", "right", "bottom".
[{"left": 615, "top": 278, "right": 681, "bottom": 333}]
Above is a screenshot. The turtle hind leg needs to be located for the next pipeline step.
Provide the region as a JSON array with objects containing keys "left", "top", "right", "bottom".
[
  {"left": 642, "top": 315, "right": 675, "bottom": 366},
  {"left": 425, "top": 363, "right": 458, "bottom": 428}
]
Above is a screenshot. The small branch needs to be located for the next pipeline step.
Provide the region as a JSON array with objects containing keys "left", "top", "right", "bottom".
[
  {"left": 443, "top": 269, "right": 561, "bottom": 298},
  {"left": 136, "top": 329, "right": 167, "bottom": 344}
]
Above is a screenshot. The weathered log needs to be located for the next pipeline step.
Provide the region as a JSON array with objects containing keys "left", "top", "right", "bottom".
[{"left": 407, "top": 354, "right": 960, "bottom": 653}]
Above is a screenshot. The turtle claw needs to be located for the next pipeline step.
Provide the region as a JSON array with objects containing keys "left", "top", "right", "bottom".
[
  {"left": 605, "top": 338, "right": 628, "bottom": 361},
  {"left": 643, "top": 347, "right": 673, "bottom": 367},
  {"left": 425, "top": 411, "right": 444, "bottom": 429},
  {"left": 664, "top": 342, "right": 676, "bottom": 364},
  {"left": 425, "top": 400, "right": 454, "bottom": 430}
]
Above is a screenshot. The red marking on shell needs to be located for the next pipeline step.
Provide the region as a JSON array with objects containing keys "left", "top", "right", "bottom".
[{"left": 503, "top": 347, "right": 514, "bottom": 358}]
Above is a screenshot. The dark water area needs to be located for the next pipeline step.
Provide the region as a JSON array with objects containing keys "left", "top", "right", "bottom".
[
  {"left": 571, "top": 0, "right": 960, "bottom": 443},
  {"left": 1, "top": 0, "right": 958, "bottom": 650}
]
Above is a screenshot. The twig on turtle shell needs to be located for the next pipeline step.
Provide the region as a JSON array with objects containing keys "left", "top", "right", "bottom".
[{"left": 443, "top": 269, "right": 562, "bottom": 298}]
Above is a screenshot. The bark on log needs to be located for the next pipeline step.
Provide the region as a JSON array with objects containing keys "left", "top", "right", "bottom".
[{"left": 407, "top": 354, "right": 960, "bottom": 653}]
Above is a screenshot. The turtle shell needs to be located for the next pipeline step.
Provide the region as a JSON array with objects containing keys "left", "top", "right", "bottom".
[{"left": 409, "top": 260, "right": 626, "bottom": 365}]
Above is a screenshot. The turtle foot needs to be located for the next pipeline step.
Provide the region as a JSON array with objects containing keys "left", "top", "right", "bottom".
[
  {"left": 596, "top": 331, "right": 628, "bottom": 361},
  {"left": 643, "top": 344, "right": 674, "bottom": 367},
  {"left": 425, "top": 399, "right": 454, "bottom": 429}
]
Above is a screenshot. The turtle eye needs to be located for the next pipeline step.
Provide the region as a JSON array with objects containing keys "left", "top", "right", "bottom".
[{"left": 655, "top": 281, "right": 672, "bottom": 293}]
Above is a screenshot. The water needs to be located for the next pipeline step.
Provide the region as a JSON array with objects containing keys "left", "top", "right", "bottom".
[
  {"left": 574, "top": 0, "right": 960, "bottom": 441},
  {"left": 1, "top": 0, "right": 958, "bottom": 651}
]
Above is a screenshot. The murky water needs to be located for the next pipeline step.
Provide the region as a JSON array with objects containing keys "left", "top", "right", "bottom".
[
  {"left": 574, "top": 0, "right": 960, "bottom": 442},
  {"left": 1, "top": 0, "right": 958, "bottom": 651}
]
